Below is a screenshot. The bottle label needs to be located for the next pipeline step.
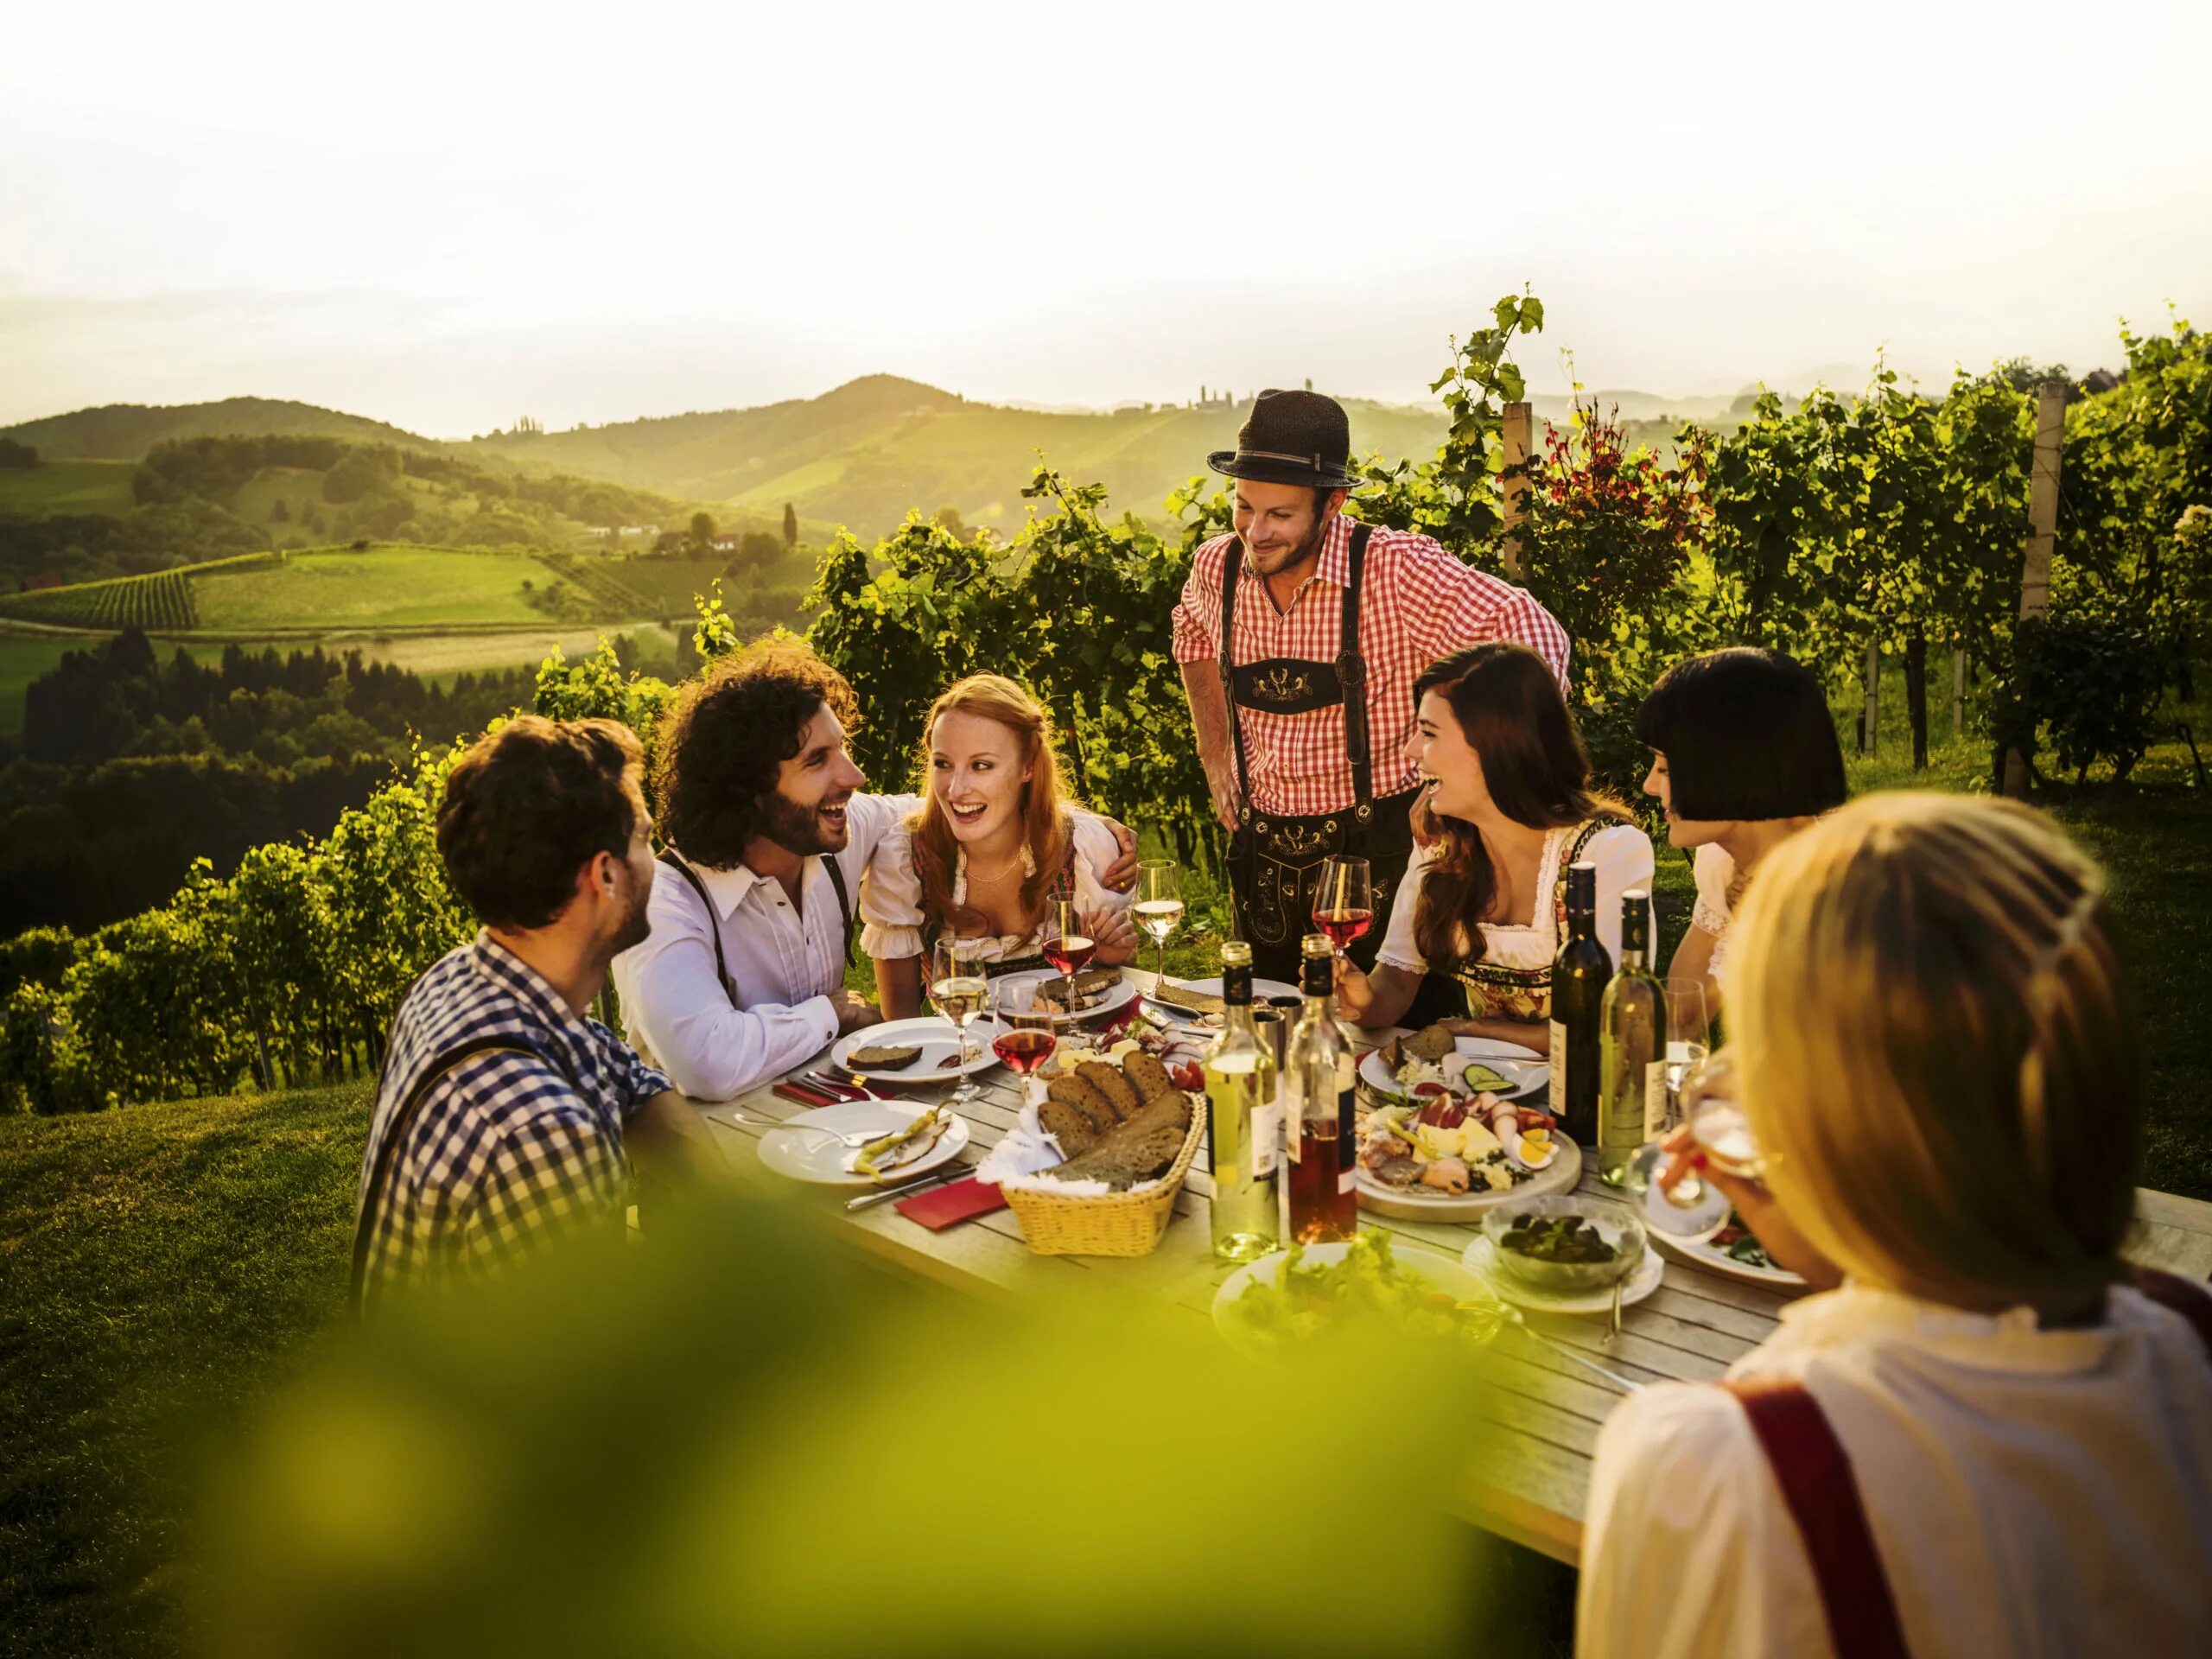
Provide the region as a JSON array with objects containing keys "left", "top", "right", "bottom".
[
  {"left": 1642, "top": 1059, "right": 1669, "bottom": 1142},
  {"left": 1250, "top": 1103, "right": 1281, "bottom": 1179},
  {"left": 1548, "top": 1020, "right": 1568, "bottom": 1116}
]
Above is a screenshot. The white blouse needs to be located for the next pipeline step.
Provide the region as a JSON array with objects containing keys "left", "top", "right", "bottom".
[
  {"left": 1578, "top": 1282, "right": 2212, "bottom": 1659},
  {"left": 859, "top": 810, "right": 1131, "bottom": 965},
  {"left": 1691, "top": 841, "right": 1737, "bottom": 986},
  {"left": 1376, "top": 821, "right": 1655, "bottom": 978}
]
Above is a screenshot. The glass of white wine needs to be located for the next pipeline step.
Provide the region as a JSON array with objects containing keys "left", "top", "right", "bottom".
[
  {"left": 928, "top": 932, "right": 989, "bottom": 1105},
  {"left": 1624, "top": 1048, "right": 1763, "bottom": 1241},
  {"left": 1133, "top": 858, "right": 1184, "bottom": 990},
  {"left": 1658, "top": 978, "right": 1712, "bottom": 1137}
]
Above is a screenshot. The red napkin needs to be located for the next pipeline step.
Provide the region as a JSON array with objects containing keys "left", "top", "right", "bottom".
[
  {"left": 895, "top": 1176, "right": 1007, "bottom": 1230},
  {"left": 772, "top": 1080, "right": 839, "bottom": 1110}
]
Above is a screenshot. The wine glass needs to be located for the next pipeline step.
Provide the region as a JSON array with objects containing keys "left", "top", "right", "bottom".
[
  {"left": 1133, "top": 858, "right": 1184, "bottom": 989},
  {"left": 1039, "top": 893, "right": 1095, "bottom": 1003},
  {"left": 928, "top": 932, "right": 989, "bottom": 1105},
  {"left": 991, "top": 976, "right": 1058, "bottom": 1100},
  {"left": 1310, "top": 855, "right": 1374, "bottom": 964},
  {"left": 1657, "top": 979, "right": 1712, "bottom": 1138},
  {"left": 1624, "top": 1048, "right": 1763, "bottom": 1241}
]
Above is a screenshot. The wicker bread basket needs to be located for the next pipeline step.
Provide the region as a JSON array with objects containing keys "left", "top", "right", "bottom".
[{"left": 1002, "top": 1097, "right": 1208, "bottom": 1257}]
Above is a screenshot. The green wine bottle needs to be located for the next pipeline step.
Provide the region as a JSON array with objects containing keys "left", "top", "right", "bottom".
[{"left": 1548, "top": 861, "right": 1610, "bottom": 1147}]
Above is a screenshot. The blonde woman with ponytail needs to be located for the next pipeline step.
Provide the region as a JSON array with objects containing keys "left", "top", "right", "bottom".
[
  {"left": 861, "top": 676, "right": 1137, "bottom": 1019},
  {"left": 1579, "top": 793, "right": 2212, "bottom": 1659}
]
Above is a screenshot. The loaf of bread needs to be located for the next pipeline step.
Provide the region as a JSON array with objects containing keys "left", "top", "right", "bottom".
[
  {"left": 1121, "top": 1050, "right": 1178, "bottom": 1106},
  {"left": 1045, "top": 1073, "right": 1118, "bottom": 1136}
]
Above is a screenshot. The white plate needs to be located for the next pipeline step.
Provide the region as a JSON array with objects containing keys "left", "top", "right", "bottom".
[
  {"left": 753, "top": 1100, "right": 970, "bottom": 1186},
  {"left": 1462, "top": 1235, "right": 1665, "bottom": 1314},
  {"left": 1354, "top": 1135, "right": 1583, "bottom": 1220},
  {"left": 1211, "top": 1239, "right": 1497, "bottom": 1357},
  {"left": 1358, "top": 1036, "right": 1547, "bottom": 1103},
  {"left": 991, "top": 966, "right": 1138, "bottom": 1027},
  {"left": 1172, "top": 975, "right": 1305, "bottom": 1005},
  {"left": 1651, "top": 1229, "right": 1807, "bottom": 1288},
  {"left": 830, "top": 1015, "right": 1002, "bottom": 1084}
]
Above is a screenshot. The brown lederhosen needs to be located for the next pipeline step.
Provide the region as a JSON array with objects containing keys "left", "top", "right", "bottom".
[
  {"left": 1719, "top": 1268, "right": 2212, "bottom": 1659},
  {"left": 1218, "top": 523, "right": 1422, "bottom": 985}
]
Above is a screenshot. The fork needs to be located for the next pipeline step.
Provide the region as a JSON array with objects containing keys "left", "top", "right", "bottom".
[{"left": 721, "top": 1110, "right": 886, "bottom": 1149}]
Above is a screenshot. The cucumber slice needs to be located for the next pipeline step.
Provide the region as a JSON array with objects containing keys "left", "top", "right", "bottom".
[{"left": 1461, "top": 1062, "right": 1513, "bottom": 1095}]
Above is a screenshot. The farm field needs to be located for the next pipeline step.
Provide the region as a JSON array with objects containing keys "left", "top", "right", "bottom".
[
  {"left": 0, "top": 459, "right": 140, "bottom": 517},
  {"left": 193, "top": 546, "right": 569, "bottom": 631},
  {"left": 0, "top": 636, "right": 73, "bottom": 729}
]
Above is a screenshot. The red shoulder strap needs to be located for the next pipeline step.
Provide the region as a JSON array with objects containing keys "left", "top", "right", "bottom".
[
  {"left": 2128, "top": 1266, "right": 2212, "bottom": 1360},
  {"left": 1720, "top": 1376, "right": 1912, "bottom": 1659}
]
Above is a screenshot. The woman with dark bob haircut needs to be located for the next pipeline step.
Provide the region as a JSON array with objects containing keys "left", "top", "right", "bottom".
[{"left": 1636, "top": 647, "right": 1847, "bottom": 1010}]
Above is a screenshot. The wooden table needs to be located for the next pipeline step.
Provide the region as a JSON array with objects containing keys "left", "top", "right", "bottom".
[{"left": 695, "top": 970, "right": 2212, "bottom": 1567}]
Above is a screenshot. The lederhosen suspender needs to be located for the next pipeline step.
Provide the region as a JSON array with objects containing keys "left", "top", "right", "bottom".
[
  {"left": 657, "top": 849, "right": 855, "bottom": 1007},
  {"left": 1721, "top": 1270, "right": 2212, "bottom": 1659},
  {"left": 351, "top": 1033, "right": 582, "bottom": 1317},
  {"left": 1217, "top": 521, "right": 1376, "bottom": 843}
]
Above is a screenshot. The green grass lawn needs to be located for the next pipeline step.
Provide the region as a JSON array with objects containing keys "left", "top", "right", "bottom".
[
  {"left": 0, "top": 460, "right": 140, "bottom": 517},
  {"left": 192, "top": 546, "right": 575, "bottom": 631},
  {"left": 0, "top": 1086, "right": 366, "bottom": 1658}
]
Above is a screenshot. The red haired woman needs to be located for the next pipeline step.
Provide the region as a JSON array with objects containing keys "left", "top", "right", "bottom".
[{"left": 864, "top": 675, "right": 1137, "bottom": 1019}]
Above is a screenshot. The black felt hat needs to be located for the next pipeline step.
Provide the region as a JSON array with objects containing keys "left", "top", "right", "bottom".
[{"left": 1206, "top": 389, "right": 1362, "bottom": 491}]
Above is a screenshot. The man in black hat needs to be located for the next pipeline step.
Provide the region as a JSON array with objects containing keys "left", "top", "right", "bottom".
[{"left": 1172, "top": 388, "right": 1569, "bottom": 987}]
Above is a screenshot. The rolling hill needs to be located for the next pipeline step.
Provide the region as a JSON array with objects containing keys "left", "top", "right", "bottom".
[{"left": 0, "top": 397, "right": 433, "bottom": 461}]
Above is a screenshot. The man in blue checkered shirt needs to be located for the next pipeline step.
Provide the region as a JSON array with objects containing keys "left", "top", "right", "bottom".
[{"left": 352, "top": 715, "right": 718, "bottom": 1312}]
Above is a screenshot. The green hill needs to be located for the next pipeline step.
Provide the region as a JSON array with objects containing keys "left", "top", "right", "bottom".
[
  {"left": 0, "top": 458, "right": 140, "bottom": 517},
  {"left": 470, "top": 376, "right": 1453, "bottom": 538},
  {"left": 0, "top": 397, "right": 432, "bottom": 461}
]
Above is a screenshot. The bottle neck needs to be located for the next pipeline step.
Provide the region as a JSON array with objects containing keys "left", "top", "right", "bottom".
[
  {"left": 1566, "top": 904, "right": 1596, "bottom": 942},
  {"left": 1619, "top": 947, "right": 1647, "bottom": 973}
]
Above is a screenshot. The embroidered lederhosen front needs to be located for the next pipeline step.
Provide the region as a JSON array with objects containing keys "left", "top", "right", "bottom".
[
  {"left": 1218, "top": 524, "right": 1418, "bottom": 955},
  {"left": 1447, "top": 819, "right": 1607, "bottom": 1026}
]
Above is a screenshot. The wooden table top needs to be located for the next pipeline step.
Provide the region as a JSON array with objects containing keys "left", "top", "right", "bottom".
[{"left": 695, "top": 969, "right": 2212, "bottom": 1568}]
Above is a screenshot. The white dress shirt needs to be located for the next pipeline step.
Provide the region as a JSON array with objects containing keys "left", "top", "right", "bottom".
[
  {"left": 1578, "top": 1281, "right": 2212, "bottom": 1659},
  {"left": 611, "top": 791, "right": 918, "bottom": 1101}
]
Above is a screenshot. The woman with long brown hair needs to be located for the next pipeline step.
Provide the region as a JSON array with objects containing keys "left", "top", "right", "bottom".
[
  {"left": 1334, "top": 642, "right": 1653, "bottom": 1047},
  {"left": 862, "top": 674, "right": 1136, "bottom": 1018}
]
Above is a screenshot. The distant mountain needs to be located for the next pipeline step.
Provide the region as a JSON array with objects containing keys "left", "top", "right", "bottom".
[
  {"left": 469, "top": 376, "right": 1452, "bottom": 538},
  {"left": 0, "top": 397, "right": 434, "bottom": 461}
]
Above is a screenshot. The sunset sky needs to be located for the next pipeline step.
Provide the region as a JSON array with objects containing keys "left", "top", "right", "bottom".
[{"left": 4, "top": 0, "right": 2209, "bottom": 435}]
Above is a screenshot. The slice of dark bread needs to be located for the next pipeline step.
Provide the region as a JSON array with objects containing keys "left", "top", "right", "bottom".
[
  {"left": 1037, "top": 1096, "right": 1101, "bottom": 1155},
  {"left": 1076, "top": 1060, "right": 1141, "bottom": 1122},
  {"left": 1122, "top": 1050, "right": 1177, "bottom": 1104},
  {"left": 1045, "top": 1074, "right": 1119, "bottom": 1135}
]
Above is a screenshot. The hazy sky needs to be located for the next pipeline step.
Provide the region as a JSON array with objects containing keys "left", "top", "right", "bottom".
[{"left": 5, "top": 0, "right": 2209, "bottom": 435}]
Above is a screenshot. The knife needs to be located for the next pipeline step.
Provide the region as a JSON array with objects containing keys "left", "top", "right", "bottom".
[{"left": 845, "top": 1165, "right": 969, "bottom": 1211}]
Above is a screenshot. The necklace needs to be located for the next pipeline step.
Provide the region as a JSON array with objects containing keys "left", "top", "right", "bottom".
[{"left": 966, "top": 852, "right": 1026, "bottom": 887}]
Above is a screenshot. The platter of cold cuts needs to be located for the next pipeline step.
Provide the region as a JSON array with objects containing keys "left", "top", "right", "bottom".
[{"left": 1354, "top": 1024, "right": 1581, "bottom": 1219}]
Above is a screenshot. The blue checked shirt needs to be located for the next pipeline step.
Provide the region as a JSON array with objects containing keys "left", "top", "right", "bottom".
[{"left": 353, "top": 931, "right": 673, "bottom": 1309}]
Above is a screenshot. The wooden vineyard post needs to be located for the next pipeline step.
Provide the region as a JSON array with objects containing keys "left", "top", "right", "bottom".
[
  {"left": 1861, "top": 640, "right": 1880, "bottom": 757},
  {"left": 2002, "top": 381, "right": 2067, "bottom": 798},
  {"left": 1501, "top": 402, "right": 1534, "bottom": 581}
]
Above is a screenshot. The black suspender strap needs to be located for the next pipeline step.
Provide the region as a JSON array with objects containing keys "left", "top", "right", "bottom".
[
  {"left": 1217, "top": 543, "right": 1253, "bottom": 823},
  {"left": 1338, "top": 521, "right": 1375, "bottom": 826},
  {"left": 350, "top": 1033, "right": 580, "bottom": 1318},
  {"left": 657, "top": 852, "right": 732, "bottom": 1001},
  {"left": 823, "top": 855, "right": 856, "bottom": 967}
]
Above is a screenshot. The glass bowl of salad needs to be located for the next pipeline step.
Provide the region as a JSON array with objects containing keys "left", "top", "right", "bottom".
[{"left": 1479, "top": 1194, "right": 1647, "bottom": 1296}]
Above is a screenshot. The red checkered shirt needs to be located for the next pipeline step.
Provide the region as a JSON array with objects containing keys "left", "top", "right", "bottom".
[{"left": 1172, "top": 518, "right": 1570, "bottom": 817}]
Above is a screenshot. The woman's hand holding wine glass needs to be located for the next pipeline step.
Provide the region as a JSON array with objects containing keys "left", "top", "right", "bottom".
[{"left": 1311, "top": 855, "right": 1373, "bottom": 963}]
